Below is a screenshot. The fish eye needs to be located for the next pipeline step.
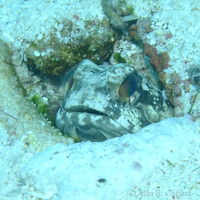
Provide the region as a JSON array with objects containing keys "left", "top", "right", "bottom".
[
  {"left": 64, "top": 67, "right": 76, "bottom": 93},
  {"left": 118, "top": 73, "right": 138, "bottom": 103}
]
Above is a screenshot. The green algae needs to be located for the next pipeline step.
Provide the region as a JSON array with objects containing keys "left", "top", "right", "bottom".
[
  {"left": 29, "top": 93, "right": 49, "bottom": 118},
  {"left": 113, "top": 52, "right": 126, "bottom": 63}
]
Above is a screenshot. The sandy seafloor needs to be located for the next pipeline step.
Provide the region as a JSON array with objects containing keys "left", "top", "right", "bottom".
[{"left": 0, "top": 0, "right": 200, "bottom": 200}]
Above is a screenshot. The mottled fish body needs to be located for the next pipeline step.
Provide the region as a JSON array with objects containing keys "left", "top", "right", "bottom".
[{"left": 56, "top": 60, "right": 173, "bottom": 141}]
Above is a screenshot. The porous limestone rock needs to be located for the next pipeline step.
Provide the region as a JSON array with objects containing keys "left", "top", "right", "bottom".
[
  {"left": 0, "top": 39, "right": 72, "bottom": 151},
  {"left": 20, "top": 116, "right": 200, "bottom": 200},
  {"left": 0, "top": 0, "right": 117, "bottom": 75}
]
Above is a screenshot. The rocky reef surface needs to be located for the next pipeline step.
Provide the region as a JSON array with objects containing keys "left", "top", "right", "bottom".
[
  {"left": 0, "top": 0, "right": 200, "bottom": 199},
  {"left": 0, "top": 0, "right": 116, "bottom": 75},
  {"left": 107, "top": 0, "right": 200, "bottom": 120},
  {"left": 20, "top": 116, "right": 200, "bottom": 200}
]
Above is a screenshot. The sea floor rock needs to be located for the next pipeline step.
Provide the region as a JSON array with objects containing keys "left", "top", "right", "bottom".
[
  {"left": 0, "top": 39, "right": 73, "bottom": 200},
  {"left": 107, "top": 0, "right": 200, "bottom": 119},
  {"left": 0, "top": 39, "right": 72, "bottom": 151},
  {"left": 20, "top": 116, "right": 200, "bottom": 200},
  {"left": 0, "top": 0, "right": 116, "bottom": 75}
]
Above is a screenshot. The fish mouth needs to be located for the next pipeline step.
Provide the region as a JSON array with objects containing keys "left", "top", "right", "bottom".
[
  {"left": 59, "top": 106, "right": 130, "bottom": 142},
  {"left": 64, "top": 106, "right": 108, "bottom": 117}
]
